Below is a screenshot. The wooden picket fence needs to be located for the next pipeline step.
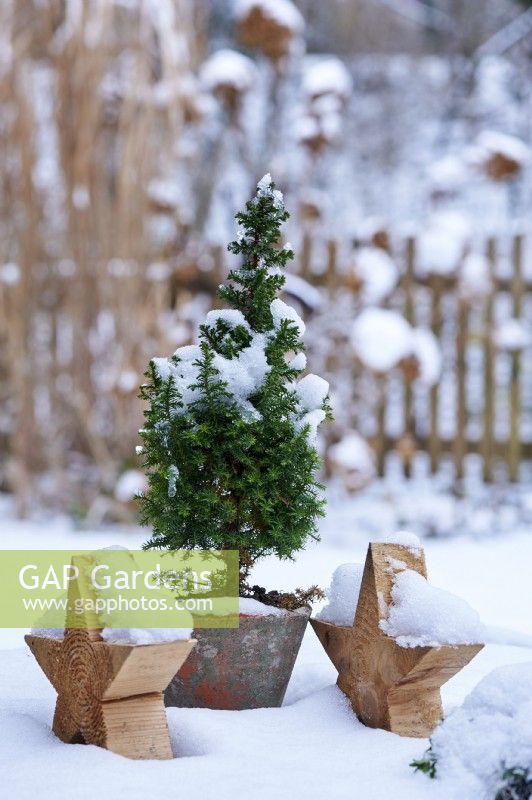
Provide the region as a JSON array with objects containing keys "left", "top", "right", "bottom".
[
  {"left": 170, "top": 230, "right": 530, "bottom": 484},
  {"left": 293, "top": 232, "right": 531, "bottom": 483}
]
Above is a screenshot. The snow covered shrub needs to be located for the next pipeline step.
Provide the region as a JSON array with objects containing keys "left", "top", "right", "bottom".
[
  {"left": 495, "top": 767, "right": 532, "bottom": 800},
  {"left": 411, "top": 662, "right": 532, "bottom": 800},
  {"left": 138, "top": 175, "right": 332, "bottom": 597},
  {"left": 411, "top": 751, "right": 437, "bottom": 779},
  {"left": 412, "top": 754, "right": 532, "bottom": 799},
  {"left": 235, "top": 0, "right": 304, "bottom": 61}
]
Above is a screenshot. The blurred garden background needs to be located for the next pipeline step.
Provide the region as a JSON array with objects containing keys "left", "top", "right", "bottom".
[{"left": 2, "top": 0, "right": 532, "bottom": 531}]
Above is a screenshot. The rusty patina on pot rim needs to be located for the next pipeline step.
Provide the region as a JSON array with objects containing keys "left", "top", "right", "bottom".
[{"left": 165, "top": 604, "right": 311, "bottom": 710}]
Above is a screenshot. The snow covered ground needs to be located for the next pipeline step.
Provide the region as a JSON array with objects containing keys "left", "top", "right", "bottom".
[{"left": 1, "top": 484, "right": 532, "bottom": 799}]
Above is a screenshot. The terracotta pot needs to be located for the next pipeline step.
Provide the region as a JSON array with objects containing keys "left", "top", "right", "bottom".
[{"left": 164, "top": 605, "right": 310, "bottom": 710}]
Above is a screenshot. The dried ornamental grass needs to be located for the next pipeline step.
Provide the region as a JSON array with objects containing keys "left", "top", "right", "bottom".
[{"left": 0, "top": 0, "right": 198, "bottom": 515}]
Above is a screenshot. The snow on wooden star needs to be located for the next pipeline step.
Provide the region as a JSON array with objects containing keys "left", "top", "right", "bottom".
[{"left": 311, "top": 540, "right": 484, "bottom": 737}]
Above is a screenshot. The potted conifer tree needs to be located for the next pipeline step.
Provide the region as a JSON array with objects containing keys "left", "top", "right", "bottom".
[{"left": 138, "top": 174, "right": 331, "bottom": 709}]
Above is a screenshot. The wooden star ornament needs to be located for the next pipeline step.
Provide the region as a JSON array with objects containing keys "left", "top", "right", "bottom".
[
  {"left": 24, "top": 554, "right": 195, "bottom": 760},
  {"left": 25, "top": 627, "right": 195, "bottom": 759},
  {"left": 311, "top": 542, "right": 484, "bottom": 738}
]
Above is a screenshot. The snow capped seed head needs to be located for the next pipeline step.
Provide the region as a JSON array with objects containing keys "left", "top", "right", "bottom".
[{"left": 200, "top": 48, "right": 256, "bottom": 94}]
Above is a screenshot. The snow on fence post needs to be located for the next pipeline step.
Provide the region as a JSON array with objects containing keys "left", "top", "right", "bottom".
[
  {"left": 211, "top": 245, "right": 226, "bottom": 310},
  {"left": 326, "top": 238, "right": 338, "bottom": 293},
  {"left": 1, "top": 271, "right": 32, "bottom": 517},
  {"left": 300, "top": 231, "right": 312, "bottom": 282},
  {"left": 482, "top": 238, "right": 496, "bottom": 482},
  {"left": 295, "top": 231, "right": 528, "bottom": 483},
  {"left": 212, "top": 244, "right": 225, "bottom": 287},
  {"left": 402, "top": 237, "right": 415, "bottom": 477},
  {"left": 429, "top": 274, "right": 443, "bottom": 474},
  {"left": 509, "top": 233, "right": 524, "bottom": 482},
  {"left": 454, "top": 296, "right": 468, "bottom": 482},
  {"left": 375, "top": 376, "right": 387, "bottom": 477}
]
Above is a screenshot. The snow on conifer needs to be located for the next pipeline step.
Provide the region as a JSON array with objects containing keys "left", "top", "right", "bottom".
[{"left": 139, "top": 174, "right": 332, "bottom": 591}]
